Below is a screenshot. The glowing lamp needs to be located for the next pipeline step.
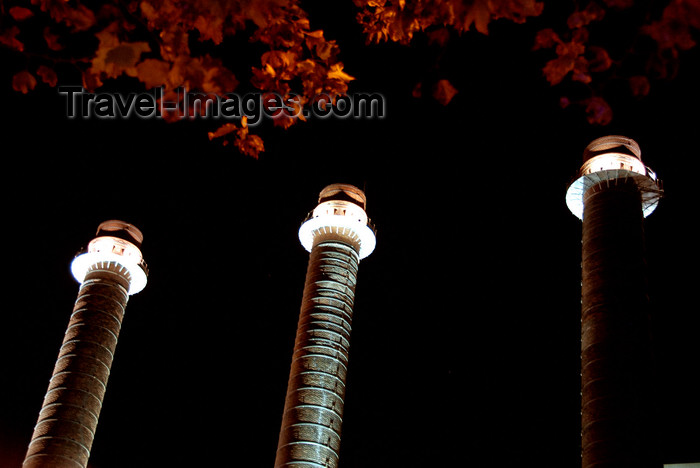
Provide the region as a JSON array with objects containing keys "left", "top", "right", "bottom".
[
  {"left": 71, "top": 220, "right": 148, "bottom": 295},
  {"left": 566, "top": 135, "right": 662, "bottom": 220}
]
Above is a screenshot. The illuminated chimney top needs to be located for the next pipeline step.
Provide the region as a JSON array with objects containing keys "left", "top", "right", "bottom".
[
  {"left": 582, "top": 135, "right": 641, "bottom": 162},
  {"left": 71, "top": 219, "right": 148, "bottom": 295},
  {"left": 317, "top": 183, "right": 367, "bottom": 210},
  {"left": 566, "top": 135, "right": 662, "bottom": 220},
  {"left": 299, "top": 183, "right": 376, "bottom": 259},
  {"left": 95, "top": 220, "right": 144, "bottom": 249}
]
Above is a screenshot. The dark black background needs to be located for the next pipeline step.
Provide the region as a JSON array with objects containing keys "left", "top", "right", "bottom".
[{"left": 1, "top": 2, "right": 699, "bottom": 467}]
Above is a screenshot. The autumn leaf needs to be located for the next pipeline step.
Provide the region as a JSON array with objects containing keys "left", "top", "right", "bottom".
[
  {"left": 566, "top": 3, "right": 606, "bottom": 29},
  {"left": 167, "top": 55, "right": 238, "bottom": 94},
  {"left": 136, "top": 59, "right": 171, "bottom": 89},
  {"left": 43, "top": 27, "right": 63, "bottom": 51},
  {"left": 9, "top": 6, "right": 34, "bottom": 21},
  {"left": 587, "top": 46, "right": 612, "bottom": 72},
  {"left": 194, "top": 13, "right": 224, "bottom": 44},
  {"left": 571, "top": 56, "right": 592, "bottom": 84},
  {"left": 12, "top": 71, "right": 37, "bottom": 94},
  {"left": 412, "top": 81, "right": 422, "bottom": 98},
  {"left": 209, "top": 120, "right": 265, "bottom": 158},
  {"left": 47, "top": 3, "right": 97, "bottom": 32},
  {"left": 426, "top": 27, "right": 450, "bottom": 46},
  {"left": 542, "top": 40, "right": 587, "bottom": 85},
  {"left": 461, "top": 0, "right": 492, "bottom": 35},
  {"left": 433, "top": 79, "right": 458, "bottom": 105},
  {"left": 305, "top": 29, "right": 338, "bottom": 61},
  {"left": 210, "top": 117, "right": 264, "bottom": 152},
  {"left": 532, "top": 28, "right": 561, "bottom": 50},
  {"left": 629, "top": 75, "right": 651, "bottom": 97},
  {"left": 90, "top": 23, "right": 151, "bottom": 80},
  {"left": 327, "top": 63, "right": 354, "bottom": 83},
  {"left": 208, "top": 122, "right": 238, "bottom": 141},
  {"left": 236, "top": 132, "right": 265, "bottom": 158},
  {"left": 583, "top": 96, "right": 613, "bottom": 125},
  {"left": 81, "top": 70, "right": 103, "bottom": 93},
  {"left": 0, "top": 26, "right": 24, "bottom": 52},
  {"left": 261, "top": 50, "right": 297, "bottom": 79},
  {"left": 36, "top": 65, "right": 58, "bottom": 87},
  {"left": 543, "top": 56, "right": 575, "bottom": 85},
  {"left": 489, "top": 0, "right": 544, "bottom": 24},
  {"left": 643, "top": 0, "right": 699, "bottom": 52}
]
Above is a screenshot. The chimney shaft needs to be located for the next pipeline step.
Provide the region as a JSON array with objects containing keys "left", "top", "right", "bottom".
[
  {"left": 275, "top": 184, "right": 376, "bottom": 468},
  {"left": 23, "top": 221, "right": 148, "bottom": 468},
  {"left": 567, "top": 137, "right": 663, "bottom": 467}
]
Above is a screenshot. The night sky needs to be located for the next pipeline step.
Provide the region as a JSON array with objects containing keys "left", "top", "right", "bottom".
[{"left": 2, "top": 2, "right": 700, "bottom": 467}]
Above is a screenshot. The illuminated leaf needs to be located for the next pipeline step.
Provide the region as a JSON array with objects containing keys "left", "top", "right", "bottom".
[
  {"left": 43, "top": 27, "right": 63, "bottom": 51},
  {"left": 412, "top": 81, "right": 422, "bottom": 98},
  {"left": 135, "top": 59, "right": 171, "bottom": 89},
  {"left": 532, "top": 28, "right": 561, "bottom": 50},
  {"left": 46, "top": 3, "right": 97, "bottom": 32},
  {"left": 643, "top": 0, "right": 699, "bottom": 52},
  {"left": 36, "top": 65, "right": 58, "bottom": 87},
  {"left": 567, "top": 3, "right": 605, "bottom": 29},
  {"left": 90, "top": 23, "right": 151, "bottom": 79},
  {"left": 587, "top": 46, "right": 612, "bottom": 72},
  {"left": 12, "top": 71, "right": 37, "bottom": 94},
  {"left": 235, "top": 133, "right": 265, "bottom": 159},
  {"left": 9, "top": 6, "right": 34, "bottom": 21},
  {"left": 542, "top": 40, "right": 586, "bottom": 85},
  {"left": 462, "top": 0, "right": 492, "bottom": 35},
  {"left": 194, "top": 13, "right": 224, "bottom": 44},
  {"left": 629, "top": 75, "right": 650, "bottom": 97},
  {"left": 81, "top": 70, "right": 103, "bottom": 92},
  {"left": 209, "top": 121, "right": 265, "bottom": 158},
  {"left": 305, "top": 29, "right": 339, "bottom": 61},
  {"left": 0, "top": 26, "right": 24, "bottom": 52},
  {"left": 427, "top": 27, "right": 450, "bottom": 46},
  {"left": 572, "top": 56, "right": 592, "bottom": 84},
  {"left": 543, "top": 56, "right": 576, "bottom": 85},
  {"left": 208, "top": 123, "right": 238, "bottom": 140},
  {"left": 327, "top": 63, "right": 354, "bottom": 83},
  {"left": 489, "top": 0, "right": 544, "bottom": 24},
  {"left": 583, "top": 96, "right": 613, "bottom": 125},
  {"left": 433, "top": 79, "right": 458, "bottom": 105}
]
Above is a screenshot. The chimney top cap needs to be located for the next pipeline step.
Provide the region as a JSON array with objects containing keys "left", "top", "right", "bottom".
[
  {"left": 318, "top": 184, "right": 367, "bottom": 210},
  {"left": 96, "top": 220, "right": 143, "bottom": 248},
  {"left": 583, "top": 135, "right": 641, "bottom": 162}
]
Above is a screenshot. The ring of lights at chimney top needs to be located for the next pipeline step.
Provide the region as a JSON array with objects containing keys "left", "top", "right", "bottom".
[
  {"left": 299, "top": 214, "right": 376, "bottom": 260},
  {"left": 71, "top": 250, "right": 148, "bottom": 295},
  {"left": 566, "top": 151, "right": 662, "bottom": 220},
  {"left": 566, "top": 169, "right": 661, "bottom": 220}
]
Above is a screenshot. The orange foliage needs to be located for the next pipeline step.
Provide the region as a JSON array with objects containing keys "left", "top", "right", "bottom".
[
  {"left": 12, "top": 70, "right": 37, "bottom": 94},
  {"left": 36, "top": 65, "right": 58, "bottom": 87},
  {"left": 0, "top": 26, "right": 24, "bottom": 52},
  {"left": 0, "top": 0, "right": 352, "bottom": 158},
  {"left": 1, "top": 0, "right": 699, "bottom": 155},
  {"left": 353, "top": 0, "right": 543, "bottom": 42},
  {"left": 8, "top": 7, "right": 34, "bottom": 21},
  {"left": 533, "top": 0, "right": 700, "bottom": 124},
  {"left": 432, "top": 79, "right": 459, "bottom": 105}
]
